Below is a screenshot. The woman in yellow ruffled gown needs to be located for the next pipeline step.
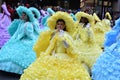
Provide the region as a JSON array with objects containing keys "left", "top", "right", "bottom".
[
  {"left": 92, "top": 13, "right": 105, "bottom": 48},
  {"left": 102, "top": 12, "right": 112, "bottom": 32},
  {"left": 74, "top": 12, "right": 102, "bottom": 72},
  {"left": 20, "top": 11, "right": 91, "bottom": 80}
]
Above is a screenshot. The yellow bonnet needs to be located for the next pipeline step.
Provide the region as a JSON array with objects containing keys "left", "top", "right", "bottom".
[{"left": 47, "top": 11, "right": 75, "bottom": 35}]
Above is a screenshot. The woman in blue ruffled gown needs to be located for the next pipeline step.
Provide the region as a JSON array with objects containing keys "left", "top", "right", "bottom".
[
  {"left": 92, "top": 17, "right": 120, "bottom": 80},
  {"left": 0, "top": 6, "right": 37, "bottom": 74}
]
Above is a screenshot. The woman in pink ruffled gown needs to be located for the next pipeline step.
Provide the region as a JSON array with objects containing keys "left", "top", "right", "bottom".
[{"left": 0, "top": 2, "right": 11, "bottom": 48}]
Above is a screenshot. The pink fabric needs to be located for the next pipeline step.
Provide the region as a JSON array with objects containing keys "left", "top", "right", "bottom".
[
  {"left": 0, "top": 3, "right": 11, "bottom": 48},
  {"left": 2, "top": 3, "right": 11, "bottom": 16}
]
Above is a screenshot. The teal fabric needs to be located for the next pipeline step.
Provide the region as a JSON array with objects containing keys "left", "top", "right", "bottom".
[
  {"left": 70, "top": 13, "right": 77, "bottom": 21},
  {"left": 0, "top": 61, "right": 23, "bottom": 74},
  {"left": 47, "top": 8, "right": 55, "bottom": 15},
  {"left": 40, "top": 26, "right": 50, "bottom": 32},
  {"left": 29, "top": 7, "right": 40, "bottom": 20},
  {"left": 32, "top": 19, "right": 41, "bottom": 40},
  {"left": 41, "top": 15, "right": 50, "bottom": 26},
  {"left": 8, "top": 19, "right": 22, "bottom": 36}
]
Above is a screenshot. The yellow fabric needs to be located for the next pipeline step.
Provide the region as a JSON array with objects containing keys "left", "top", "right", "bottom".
[
  {"left": 20, "top": 31, "right": 91, "bottom": 80},
  {"left": 105, "top": 12, "right": 112, "bottom": 20},
  {"left": 80, "top": 27, "right": 94, "bottom": 43},
  {"left": 75, "top": 12, "right": 94, "bottom": 27},
  {"left": 27, "top": 12, "right": 91, "bottom": 79},
  {"left": 92, "top": 21, "right": 105, "bottom": 47},
  {"left": 93, "top": 13, "right": 101, "bottom": 22},
  {"left": 43, "top": 31, "right": 78, "bottom": 59},
  {"left": 74, "top": 23, "right": 94, "bottom": 43},
  {"left": 73, "top": 23, "right": 102, "bottom": 69},
  {"left": 20, "top": 55, "right": 91, "bottom": 80},
  {"left": 92, "top": 13, "right": 111, "bottom": 47},
  {"left": 47, "top": 11, "right": 76, "bottom": 36},
  {"left": 33, "top": 30, "right": 53, "bottom": 58},
  {"left": 72, "top": 21, "right": 83, "bottom": 47},
  {"left": 102, "top": 19, "right": 111, "bottom": 33},
  {"left": 77, "top": 26, "right": 102, "bottom": 69}
]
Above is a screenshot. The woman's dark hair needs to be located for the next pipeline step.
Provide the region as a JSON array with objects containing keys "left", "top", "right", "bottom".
[
  {"left": 80, "top": 17, "right": 89, "bottom": 27},
  {"left": 12, "top": 10, "right": 19, "bottom": 20},
  {"left": 57, "top": 19, "right": 65, "bottom": 24},
  {"left": 56, "top": 19, "right": 66, "bottom": 31}
]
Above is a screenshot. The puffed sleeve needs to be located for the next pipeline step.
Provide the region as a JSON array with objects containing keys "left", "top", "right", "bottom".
[
  {"left": 17, "top": 22, "right": 34, "bottom": 40},
  {"left": 8, "top": 19, "right": 21, "bottom": 36},
  {"left": 62, "top": 32, "right": 78, "bottom": 58},
  {"left": 33, "top": 30, "right": 53, "bottom": 58}
]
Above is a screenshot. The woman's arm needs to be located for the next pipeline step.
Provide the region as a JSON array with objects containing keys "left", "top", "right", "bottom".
[
  {"left": 16, "top": 22, "right": 33, "bottom": 40},
  {"left": 44, "top": 34, "right": 57, "bottom": 55},
  {"left": 62, "top": 32, "right": 78, "bottom": 57}
]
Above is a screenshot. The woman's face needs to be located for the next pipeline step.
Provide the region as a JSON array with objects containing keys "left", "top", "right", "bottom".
[
  {"left": 56, "top": 21, "right": 65, "bottom": 31},
  {"left": 22, "top": 12, "right": 28, "bottom": 21}
]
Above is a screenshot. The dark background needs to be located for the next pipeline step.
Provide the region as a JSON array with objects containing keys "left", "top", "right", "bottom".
[{"left": 0, "top": 70, "right": 20, "bottom": 80}]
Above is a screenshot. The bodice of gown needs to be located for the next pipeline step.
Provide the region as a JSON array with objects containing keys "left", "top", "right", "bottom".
[
  {"left": 52, "top": 32, "right": 66, "bottom": 54},
  {"left": 55, "top": 39, "right": 66, "bottom": 53},
  {"left": 81, "top": 26, "right": 95, "bottom": 44},
  {"left": 48, "top": 31, "right": 75, "bottom": 59}
]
